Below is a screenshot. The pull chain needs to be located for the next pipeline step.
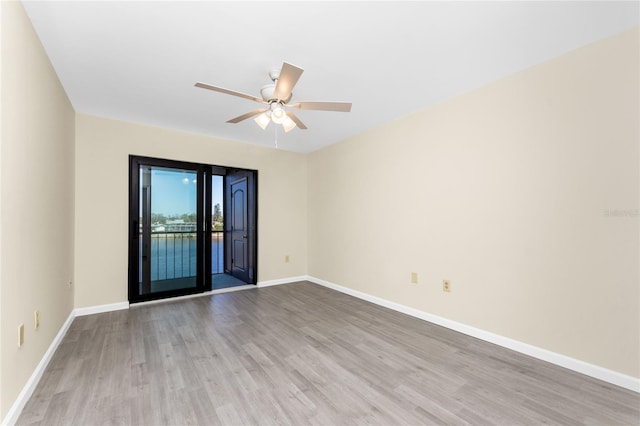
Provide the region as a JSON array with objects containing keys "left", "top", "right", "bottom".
[{"left": 274, "top": 125, "right": 278, "bottom": 149}]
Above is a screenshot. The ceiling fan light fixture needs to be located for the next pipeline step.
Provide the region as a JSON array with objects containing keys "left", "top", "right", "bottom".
[
  {"left": 254, "top": 112, "right": 271, "bottom": 130},
  {"left": 271, "top": 104, "right": 286, "bottom": 124},
  {"left": 282, "top": 115, "right": 296, "bottom": 133}
]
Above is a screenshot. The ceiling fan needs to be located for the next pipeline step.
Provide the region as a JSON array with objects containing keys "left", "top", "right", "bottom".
[{"left": 195, "top": 62, "right": 352, "bottom": 133}]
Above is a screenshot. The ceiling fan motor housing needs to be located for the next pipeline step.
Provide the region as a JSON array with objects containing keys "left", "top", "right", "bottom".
[
  {"left": 260, "top": 83, "right": 291, "bottom": 104},
  {"left": 260, "top": 84, "right": 275, "bottom": 101}
]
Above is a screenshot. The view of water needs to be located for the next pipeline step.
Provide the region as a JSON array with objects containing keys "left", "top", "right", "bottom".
[{"left": 139, "top": 234, "right": 224, "bottom": 282}]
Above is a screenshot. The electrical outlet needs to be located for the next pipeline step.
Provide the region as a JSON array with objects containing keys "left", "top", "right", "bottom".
[
  {"left": 443, "top": 280, "right": 451, "bottom": 292},
  {"left": 34, "top": 310, "right": 40, "bottom": 330},
  {"left": 285, "top": 255, "right": 290, "bottom": 263},
  {"left": 18, "top": 324, "right": 24, "bottom": 347},
  {"left": 410, "top": 272, "right": 418, "bottom": 284}
]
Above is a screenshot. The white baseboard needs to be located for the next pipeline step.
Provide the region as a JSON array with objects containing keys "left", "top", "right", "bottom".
[
  {"left": 307, "top": 276, "right": 640, "bottom": 394},
  {"left": 74, "top": 301, "right": 129, "bottom": 317},
  {"left": 257, "top": 276, "right": 308, "bottom": 288},
  {"left": 2, "top": 310, "right": 75, "bottom": 426}
]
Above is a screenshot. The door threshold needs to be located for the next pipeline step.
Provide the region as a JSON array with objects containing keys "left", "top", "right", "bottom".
[{"left": 130, "top": 284, "right": 257, "bottom": 307}]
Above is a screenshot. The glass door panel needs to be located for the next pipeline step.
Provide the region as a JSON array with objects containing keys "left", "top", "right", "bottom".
[
  {"left": 211, "top": 175, "right": 224, "bottom": 275},
  {"left": 139, "top": 165, "right": 199, "bottom": 296}
]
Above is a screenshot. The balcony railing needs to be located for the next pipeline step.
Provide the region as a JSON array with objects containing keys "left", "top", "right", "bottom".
[{"left": 139, "top": 230, "right": 223, "bottom": 282}]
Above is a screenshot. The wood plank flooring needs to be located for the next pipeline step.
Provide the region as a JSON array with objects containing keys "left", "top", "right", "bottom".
[{"left": 17, "top": 281, "right": 640, "bottom": 425}]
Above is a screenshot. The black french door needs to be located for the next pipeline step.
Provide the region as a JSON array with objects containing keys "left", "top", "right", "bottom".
[{"left": 128, "top": 156, "right": 257, "bottom": 303}]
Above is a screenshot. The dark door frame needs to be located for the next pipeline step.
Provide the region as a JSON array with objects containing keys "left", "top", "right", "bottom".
[
  {"left": 128, "top": 155, "right": 258, "bottom": 303},
  {"left": 128, "top": 156, "right": 206, "bottom": 303}
]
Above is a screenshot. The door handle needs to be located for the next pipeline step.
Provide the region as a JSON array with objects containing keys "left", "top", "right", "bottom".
[{"left": 243, "top": 235, "right": 247, "bottom": 239}]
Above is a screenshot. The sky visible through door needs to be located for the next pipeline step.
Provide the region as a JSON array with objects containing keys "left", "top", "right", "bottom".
[{"left": 148, "top": 169, "right": 223, "bottom": 216}]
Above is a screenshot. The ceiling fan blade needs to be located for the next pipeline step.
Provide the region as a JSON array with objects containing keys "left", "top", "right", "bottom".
[
  {"left": 226, "top": 108, "right": 268, "bottom": 124},
  {"left": 286, "top": 111, "right": 307, "bottom": 130},
  {"left": 289, "top": 101, "right": 352, "bottom": 112},
  {"left": 195, "top": 82, "right": 265, "bottom": 104},
  {"left": 274, "top": 62, "right": 304, "bottom": 102}
]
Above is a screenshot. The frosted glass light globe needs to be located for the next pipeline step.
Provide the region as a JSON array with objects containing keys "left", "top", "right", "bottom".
[{"left": 271, "top": 105, "right": 285, "bottom": 124}]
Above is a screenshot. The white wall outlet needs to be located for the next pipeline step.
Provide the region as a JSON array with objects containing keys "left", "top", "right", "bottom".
[{"left": 443, "top": 280, "right": 451, "bottom": 292}]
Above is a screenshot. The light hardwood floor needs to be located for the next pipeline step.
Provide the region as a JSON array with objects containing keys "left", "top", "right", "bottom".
[{"left": 17, "top": 281, "right": 640, "bottom": 425}]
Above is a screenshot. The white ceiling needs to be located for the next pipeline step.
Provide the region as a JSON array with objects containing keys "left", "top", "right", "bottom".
[{"left": 23, "top": 1, "right": 639, "bottom": 153}]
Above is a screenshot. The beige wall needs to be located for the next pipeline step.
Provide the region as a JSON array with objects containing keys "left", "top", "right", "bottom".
[
  {"left": 0, "top": 1, "right": 76, "bottom": 419},
  {"left": 308, "top": 29, "right": 639, "bottom": 378},
  {"left": 74, "top": 115, "right": 308, "bottom": 308}
]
